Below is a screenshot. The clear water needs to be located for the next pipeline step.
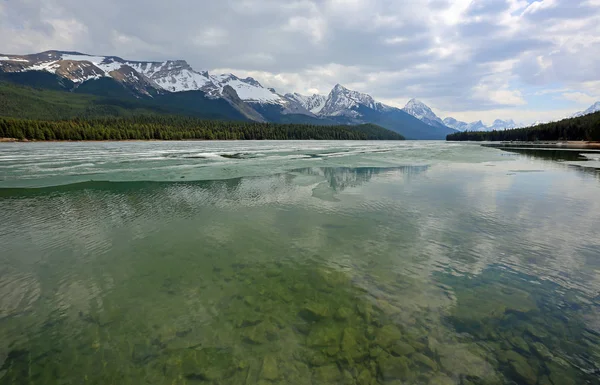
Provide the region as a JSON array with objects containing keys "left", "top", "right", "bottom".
[{"left": 1, "top": 141, "right": 599, "bottom": 385}]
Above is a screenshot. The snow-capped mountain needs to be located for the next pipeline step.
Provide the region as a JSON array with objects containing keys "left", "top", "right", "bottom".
[
  {"left": 442, "top": 117, "right": 518, "bottom": 131},
  {"left": 0, "top": 51, "right": 164, "bottom": 96},
  {"left": 489, "top": 119, "right": 517, "bottom": 130},
  {"left": 125, "top": 59, "right": 212, "bottom": 93},
  {"left": 0, "top": 50, "right": 286, "bottom": 104},
  {"left": 0, "top": 50, "right": 461, "bottom": 139},
  {"left": 466, "top": 121, "right": 487, "bottom": 131},
  {"left": 571, "top": 102, "right": 600, "bottom": 118},
  {"left": 284, "top": 93, "right": 327, "bottom": 114},
  {"left": 442, "top": 117, "right": 468, "bottom": 131},
  {"left": 319, "top": 84, "right": 386, "bottom": 117},
  {"left": 402, "top": 99, "right": 446, "bottom": 128},
  {"left": 401, "top": 99, "right": 520, "bottom": 132},
  {"left": 210, "top": 74, "right": 285, "bottom": 104}
]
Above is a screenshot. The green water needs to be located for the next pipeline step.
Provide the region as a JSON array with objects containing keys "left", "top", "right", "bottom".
[{"left": 1, "top": 141, "right": 599, "bottom": 385}]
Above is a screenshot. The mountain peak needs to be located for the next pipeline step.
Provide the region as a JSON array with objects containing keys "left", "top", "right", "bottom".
[
  {"left": 242, "top": 77, "right": 262, "bottom": 88},
  {"left": 405, "top": 98, "right": 423, "bottom": 106},
  {"left": 320, "top": 84, "right": 378, "bottom": 117},
  {"left": 332, "top": 83, "right": 348, "bottom": 92},
  {"left": 402, "top": 98, "right": 445, "bottom": 128},
  {"left": 570, "top": 101, "right": 600, "bottom": 118}
]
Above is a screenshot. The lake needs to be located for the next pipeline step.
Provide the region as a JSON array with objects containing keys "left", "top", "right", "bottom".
[{"left": 1, "top": 141, "right": 599, "bottom": 385}]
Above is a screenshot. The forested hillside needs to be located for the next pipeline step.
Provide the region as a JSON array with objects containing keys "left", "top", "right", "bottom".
[
  {"left": 0, "top": 81, "right": 247, "bottom": 121},
  {"left": 447, "top": 112, "right": 600, "bottom": 141},
  {"left": 0, "top": 116, "right": 405, "bottom": 141}
]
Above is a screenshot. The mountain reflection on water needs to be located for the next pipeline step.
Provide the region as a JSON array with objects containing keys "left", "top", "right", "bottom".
[{"left": 0, "top": 141, "right": 599, "bottom": 385}]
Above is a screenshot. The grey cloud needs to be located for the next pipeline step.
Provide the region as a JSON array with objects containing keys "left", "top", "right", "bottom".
[
  {"left": 457, "top": 21, "right": 506, "bottom": 39},
  {"left": 471, "top": 37, "right": 553, "bottom": 63},
  {"left": 522, "top": 1, "right": 600, "bottom": 22},
  {"left": 465, "top": 0, "right": 511, "bottom": 17},
  {"left": 0, "top": 0, "right": 599, "bottom": 116}
]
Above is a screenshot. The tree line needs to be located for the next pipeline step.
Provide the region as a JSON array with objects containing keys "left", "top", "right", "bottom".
[
  {"left": 0, "top": 115, "right": 405, "bottom": 141},
  {"left": 447, "top": 112, "right": 600, "bottom": 142}
]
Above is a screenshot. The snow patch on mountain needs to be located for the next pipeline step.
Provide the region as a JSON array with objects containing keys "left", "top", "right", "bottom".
[
  {"left": 320, "top": 84, "right": 379, "bottom": 117},
  {"left": 466, "top": 121, "right": 487, "bottom": 131},
  {"left": 489, "top": 119, "right": 517, "bottom": 130},
  {"left": 571, "top": 101, "right": 600, "bottom": 118},
  {"left": 28, "top": 61, "right": 61, "bottom": 73},
  {"left": 153, "top": 68, "right": 211, "bottom": 92},
  {"left": 443, "top": 117, "right": 519, "bottom": 131},
  {"left": 0, "top": 56, "right": 29, "bottom": 62},
  {"left": 126, "top": 60, "right": 212, "bottom": 92},
  {"left": 284, "top": 93, "right": 327, "bottom": 114},
  {"left": 211, "top": 74, "right": 284, "bottom": 104},
  {"left": 402, "top": 99, "right": 445, "bottom": 127},
  {"left": 442, "top": 117, "right": 468, "bottom": 131}
]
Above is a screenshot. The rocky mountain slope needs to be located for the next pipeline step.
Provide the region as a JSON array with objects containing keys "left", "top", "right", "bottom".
[{"left": 283, "top": 93, "right": 326, "bottom": 114}]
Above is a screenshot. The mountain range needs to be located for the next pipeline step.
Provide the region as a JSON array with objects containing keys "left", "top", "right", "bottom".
[
  {"left": 400, "top": 98, "right": 517, "bottom": 132},
  {"left": 404, "top": 98, "right": 600, "bottom": 132},
  {"left": 0, "top": 50, "right": 455, "bottom": 140},
  {"left": 1, "top": 50, "right": 597, "bottom": 138}
]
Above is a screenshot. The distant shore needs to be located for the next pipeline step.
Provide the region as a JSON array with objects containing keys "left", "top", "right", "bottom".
[{"left": 482, "top": 141, "right": 600, "bottom": 150}]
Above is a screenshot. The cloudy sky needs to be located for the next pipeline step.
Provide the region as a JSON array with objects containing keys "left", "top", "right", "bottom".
[{"left": 1, "top": 0, "right": 599, "bottom": 124}]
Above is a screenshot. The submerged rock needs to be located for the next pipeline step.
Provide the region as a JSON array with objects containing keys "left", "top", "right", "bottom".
[
  {"left": 429, "top": 375, "right": 455, "bottom": 385},
  {"left": 438, "top": 344, "right": 495, "bottom": 380},
  {"left": 181, "top": 348, "right": 235, "bottom": 381},
  {"left": 335, "top": 306, "right": 354, "bottom": 320},
  {"left": 341, "top": 327, "right": 369, "bottom": 360},
  {"left": 375, "top": 325, "right": 403, "bottom": 349},
  {"left": 260, "top": 355, "right": 280, "bottom": 380},
  {"left": 242, "top": 322, "right": 279, "bottom": 344},
  {"left": 295, "top": 348, "right": 333, "bottom": 367},
  {"left": 313, "top": 364, "right": 342, "bottom": 383},
  {"left": 307, "top": 322, "right": 342, "bottom": 348},
  {"left": 317, "top": 269, "right": 350, "bottom": 287},
  {"left": 378, "top": 354, "right": 410, "bottom": 381},
  {"left": 530, "top": 342, "right": 553, "bottom": 360},
  {"left": 508, "top": 335, "right": 530, "bottom": 353},
  {"left": 357, "top": 302, "right": 374, "bottom": 324},
  {"left": 132, "top": 343, "right": 160, "bottom": 364},
  {"left": 357, "top": 368, "right": 373, "bottom": 385},
  {"left": 412, "top": 352, "right": 437, "bottom": 370},
  {"left": 525, "top": 324, "right": 548, "bottom": 340},
  {"left": 504, "top": 351, "right": 537, "bottom": 385},
  {"left": 299, "top": 302, "right": 331, "bottom": 322},
  {"left": 390, "top": 341, "right": 415, "bottom": 357},
  {"left": 547, "top": 363, "right": 577, "bottom": 385},
  {"left": 234, "top": 313, "right": 263, "bottom": 328}
]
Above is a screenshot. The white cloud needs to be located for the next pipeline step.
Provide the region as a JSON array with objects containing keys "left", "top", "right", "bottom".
[
  {"left": 284, "top": 15, "right": 327, "bottom": 43},
  {"left": 560, "top": 91, "right": 599, "bottom": 104},
  {"left": 192, "top": 28, "right": 229, "bottom": 47},
  {"left": 437, "top": 108, "right": 575, "bottom": 126}
]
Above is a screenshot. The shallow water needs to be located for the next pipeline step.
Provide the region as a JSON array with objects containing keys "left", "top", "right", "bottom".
[{"left": 1, "top": 141, "right": 599, "bottom": 385}]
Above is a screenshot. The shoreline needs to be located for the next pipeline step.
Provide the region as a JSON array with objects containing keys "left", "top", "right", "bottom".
[
  {"left": 482, "top": 141, "right": 600, "bottom": 150},
  {"left": 0, "top": 138, "right": 407, "bottom": 143}
]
